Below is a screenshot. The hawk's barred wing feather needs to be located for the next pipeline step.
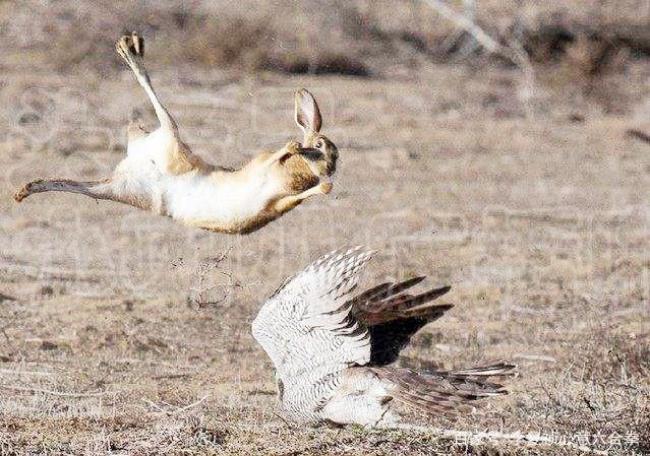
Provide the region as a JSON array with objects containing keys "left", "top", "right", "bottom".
[{"left": 252, "top": 248, "right": 375, "bottom": 383}]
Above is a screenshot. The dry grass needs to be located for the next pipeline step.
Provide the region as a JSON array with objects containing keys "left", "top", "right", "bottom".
[{"left": 1, "top": 1, "right": 650, "bottom": 455}]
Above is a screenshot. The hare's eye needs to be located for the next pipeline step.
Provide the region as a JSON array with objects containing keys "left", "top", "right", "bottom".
[{"left": 315, "top": 140, "right": 324, "bottom": 149}]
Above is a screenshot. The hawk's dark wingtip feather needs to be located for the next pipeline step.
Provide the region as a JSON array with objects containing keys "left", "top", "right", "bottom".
[{"left": 347, "top": 278, "right": 453, "bottom": 366}]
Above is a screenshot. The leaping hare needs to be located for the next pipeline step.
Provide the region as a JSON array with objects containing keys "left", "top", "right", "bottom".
[{"left": 14, "top": 33, "right": 338, "bottom": 234}]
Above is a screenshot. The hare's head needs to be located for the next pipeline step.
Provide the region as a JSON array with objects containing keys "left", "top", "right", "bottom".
[{"left": 294, "top": 89, "right": 338, "bottom": 177}]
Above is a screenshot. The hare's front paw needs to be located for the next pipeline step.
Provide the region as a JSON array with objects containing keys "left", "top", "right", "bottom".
[
  {"left": 319, "top": 181, "right": 333, "bottom": 195},
  {"left": 283, "top": 140, "right": 302, "bottom": 155}
]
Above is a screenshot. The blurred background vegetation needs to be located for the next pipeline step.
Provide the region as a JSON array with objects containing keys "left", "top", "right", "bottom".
[
  {"left": 2, "top": 0, "right": 650, "bottom": 121},
  {"left": 2, "top": 1, "right": 649, "bottom": 79}
]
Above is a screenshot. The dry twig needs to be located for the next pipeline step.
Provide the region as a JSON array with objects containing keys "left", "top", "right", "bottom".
[
  {"left": 0, "top": 384, "right": 116, "bottom": 397},
  {"left": 421, "top": 0, "right": 536, "bottom": 115},
  {"left": 626, "top": 128, "right": 650, "bottom": 144},
  {"left": 142, "top": 394, "right": 210, "bottom": 415}
]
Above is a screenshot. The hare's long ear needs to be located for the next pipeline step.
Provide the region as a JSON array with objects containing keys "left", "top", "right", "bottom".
[{"left": 295, "top": 89, "right": 322, "bottom": 136}]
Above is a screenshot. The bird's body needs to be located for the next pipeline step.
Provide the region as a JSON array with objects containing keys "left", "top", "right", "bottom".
[{"left": 252, "top": 248, "right": 515, "bottom": 427}]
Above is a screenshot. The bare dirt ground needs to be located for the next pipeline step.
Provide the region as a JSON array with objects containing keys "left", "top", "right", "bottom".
[{"left": 1, "top": 3, "right": 650, "bottom": 455}]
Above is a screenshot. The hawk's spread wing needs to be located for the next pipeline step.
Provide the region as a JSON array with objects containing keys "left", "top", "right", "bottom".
[{"left": 252, "top": 248, "right": 374, "bottom": 382}]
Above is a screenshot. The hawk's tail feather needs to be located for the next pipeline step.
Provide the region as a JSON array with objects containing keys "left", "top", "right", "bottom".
[
  {"left": 373, "top": 364, "right": 515, "bottom": 413},
  {"left": 451, "top": 362, "right": 517, "bottom": 378}
]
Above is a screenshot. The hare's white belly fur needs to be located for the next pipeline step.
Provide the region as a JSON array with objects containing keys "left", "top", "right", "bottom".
[
  {"left": 115, "top": 128, "right": 280, "bottom": 224},
  {"left": 164, "top": 172, "right": 279, "bottom": 223}
]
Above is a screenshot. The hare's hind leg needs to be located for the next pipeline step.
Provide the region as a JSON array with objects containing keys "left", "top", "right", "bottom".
[
  {"left": 116, "top": 33, "right": 208, "bottom": 175},
  {"left": 13, "top": 178, "right": 149, "bottom": 209},
  {"left": 116, "top": 33, "right": 177, "bottom": 133},
  {"left": 15, "top": 179, "right": 112, "bottom": 202}
]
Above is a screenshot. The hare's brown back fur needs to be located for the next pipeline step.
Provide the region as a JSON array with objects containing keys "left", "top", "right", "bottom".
[
  {"left": 169, "top": 140, "right": 215, "bottom": 175},
  {"left": 283, "top": 154, "right": 321, "bottom": 192},
  {"left": 185, "top": 153, "right": 323, "bottom": 234}
]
